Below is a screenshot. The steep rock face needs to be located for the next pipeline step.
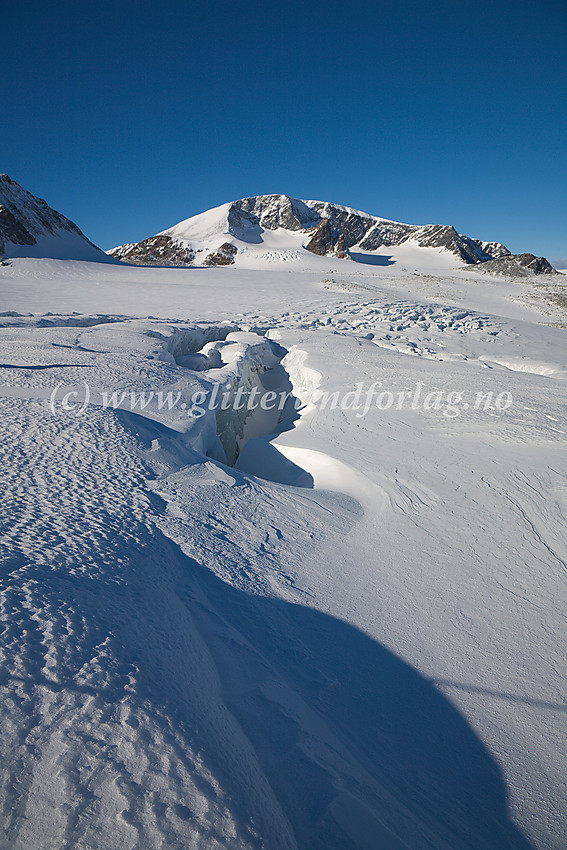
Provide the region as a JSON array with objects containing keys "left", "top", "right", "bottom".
[
  {"left": 477, "top": 241, "right": 511, "bottom": 260},
  {"left": 108, "top": 235, "right": 195, "bottom": 266},
  {"left": 204, "top": 242, "right": 238, "bottom": 266},
  {"left": 308, "top": 202, "right": 375, "bottom": 248},
  {"left": 359, "top": 220, "right": 511, "bottom": 264},
  {"left": 333, "top": 233, "right": 349, "bottom": 259},
  {"left": 0, "top": 205, "right": 36, "bottom": 248},
  {"left": 0, "top": 174, "right": 107, "bottom": 261},
  {"left": 305, "top": 219, "right": 350, "bottom": 258},
  {"left": 410, "top": 224, "right": 501, "bottom": 264},
  {"left": 359, "top": 220, "right": 414, "bottom": 250},
  {"left": 303, "top": 206, "right": 512, "bottom": 266},
  {"left": 235, "top": 195, "right": 320, "bottom": 231}
]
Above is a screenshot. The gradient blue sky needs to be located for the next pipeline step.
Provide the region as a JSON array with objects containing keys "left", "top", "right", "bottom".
[{"left": 3, "top": 0, "right": 566, "bottom": 260}]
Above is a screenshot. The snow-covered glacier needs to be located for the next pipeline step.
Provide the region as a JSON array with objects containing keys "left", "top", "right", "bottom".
[{"left": 0, "top": 239, "right": 566, "bottom": 849}]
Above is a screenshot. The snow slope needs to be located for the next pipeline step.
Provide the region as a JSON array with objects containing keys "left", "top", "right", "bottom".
[
  {"left": 108, "top": 193, "right": 554, "bottom": 273},
  {"left": 0, "top": 175, "right": 113, "bottom": 262},
  {"left": 0, "top": 254, "right": 565, "bottom": 849}
]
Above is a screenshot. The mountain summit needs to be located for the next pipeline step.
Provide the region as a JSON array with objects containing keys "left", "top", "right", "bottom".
[
  {"left": 0, "top": 175, "right": 111, "bottom": 262},
  {"left": 108, "top": 193, "right": 555, "bottom": 275}
]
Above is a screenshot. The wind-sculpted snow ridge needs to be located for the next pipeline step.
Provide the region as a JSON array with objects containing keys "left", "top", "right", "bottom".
[
  {"left": 107, "top": 192, "right": 556, "bottom": 273},
  {"left": 0, "top": 279, "right": 566, "bottom": 849},
  {"left": 0, "top": 175, "right": 112, "bottom": 262}
]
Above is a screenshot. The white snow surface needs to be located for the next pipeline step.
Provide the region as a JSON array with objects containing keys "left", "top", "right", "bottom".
[{"left": 0, "top": 253, "right": 566, "bottom": 850}]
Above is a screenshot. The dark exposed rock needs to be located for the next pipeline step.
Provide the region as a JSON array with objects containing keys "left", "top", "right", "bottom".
[
  {"left": 236, "top": 195, "right": 320, "bottom": 231},
  {"left": 305, "top": 206, "right": 512, "bottom": 265},
  {"left": 305, "top": 219, "right": 334, "bottom": 256},
  {"left": 477, "top": 253, "right": 556, "bottom": 277},
  {"left": 410, "top": 225, "right": 491, "bottom": 264},
  {"left": 0, "top": 205, "right": 36, "bottom": 251},
  {"left": 303, "top": 210, "right": 499, "bottom": 264},
  {"left": 333, "top": 233, "right": 349, "bottom": 259},
  {"left": 414, "top": 224, "right": 463, "bottom": 252},
  {"left": 515, "top": 253, "right": 555, "bottom": 274},
  {"left": 308, "top": 202, "right": 374, "bottom": 248},
  {"left": 305, "top": 219, "right": 350, "bottom": 258},
  {"left": 0, "top": 174, "right": 98, "bottom": 247},
  {"left": 476, "top": 241, "right": 511, "bottom": 260},
  {"left": 360, "top": 220, "right": 511, "bottom": 263},
  {"left": 108, "top": 234, "right": 195, "bottom": 266},
  {"left": 359, "top": 220, "right": 414, "bottom": 250},
  {"left": 204, "top": 242, "right": 238, "bottom": 266}
]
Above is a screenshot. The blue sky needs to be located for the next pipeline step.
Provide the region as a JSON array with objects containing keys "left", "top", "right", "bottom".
[{"left": 3, "top": 0, "right": 566, "bottom": 260}]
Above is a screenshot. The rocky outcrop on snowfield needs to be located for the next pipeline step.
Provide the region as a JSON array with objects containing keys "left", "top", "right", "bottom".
[
  {"left": 0, "top": 174, "right": 111, "bottom": 261},
  {"left": 109, "top": 234, "right": 196, "bottom": 266},
  {"left": 204, "top": 242, "right": 238, "bottom": 266},
  {"left": 474, "top": 252, "right": 556, "bottom": 277},
  {"left": 107, "top": 192, "right": 555, "bottom": 272}
]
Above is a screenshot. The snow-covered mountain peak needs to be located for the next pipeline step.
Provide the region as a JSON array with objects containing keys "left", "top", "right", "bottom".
[
  {"left": 0, "top": 174, "right": 112, "bottom": 262},
  {"left": 108, "top": 193, "right": 555, "bottom": 274}
]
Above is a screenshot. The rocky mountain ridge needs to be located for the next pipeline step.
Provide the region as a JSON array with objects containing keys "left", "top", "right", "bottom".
[
  {"left": 108, "top": 194, "right": 555, "bottom": 274},
  {"left": 0, "top": 178, "right": 555, "bottom": 275},
  {"left": 0, "top": 174, "right": 110, "bottom": 262}
]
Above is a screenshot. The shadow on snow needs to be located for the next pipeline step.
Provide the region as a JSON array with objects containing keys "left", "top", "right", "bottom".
[{"left": 171, "top": 547, "right": 534, "bottom": 849}]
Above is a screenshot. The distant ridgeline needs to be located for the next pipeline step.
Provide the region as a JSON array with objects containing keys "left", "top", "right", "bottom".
[
  {"left": 107, "top": 193, "right": 556, "bottom": 274},
  {"left": 0, "top": 176, "right": 555, "bottom": 274}
]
